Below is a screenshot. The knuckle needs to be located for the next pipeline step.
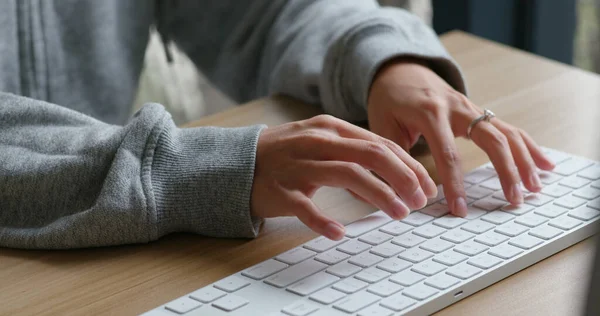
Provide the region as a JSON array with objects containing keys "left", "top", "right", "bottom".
[
  {"left": 504, "top": 127, "right": 522, "bottom": 142},
  {"left": 489, "top": 131, "right": 509, "bottom": 149},
  {"left": 311, "top": 114, "right": 338, "bottom": 128},
  {"left": 342, "top": 163, "right": 364, "bottom": 178},
  {"left": 364, "top": 142, "right": 388, "bottom": 159},
  {"left": 440, "top": 146, "right": 461, "bottom": 165}
]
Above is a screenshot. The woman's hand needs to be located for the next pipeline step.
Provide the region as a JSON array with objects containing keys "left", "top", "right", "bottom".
[
  {"left": 367, "top": 60, "right": 556, "bottom": 217},
  {"left": 251, "top": 115, "right": 438, "bottom": 240}
]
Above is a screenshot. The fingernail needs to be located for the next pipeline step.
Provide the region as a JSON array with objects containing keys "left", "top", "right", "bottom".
[
  {"left": 453, "top": 197, "right": 468, "bottom": 217},
  {"left": 391, "top": 197, "right": 410, "bottom": 219},
  {"left": 510, "top": 184, "right": 524, "bottom": 204},
  {"left": 410, "top": 187, "right": 427, "bottom": 209},
  {"left": 529, "top": 173, "right": 542, "bottom": 191},
  {"left": 325, "top": 222, "right": 345, "bottom": 240},
  {"left": 425, "top": 178, "right": 438, "bottom": 198}
]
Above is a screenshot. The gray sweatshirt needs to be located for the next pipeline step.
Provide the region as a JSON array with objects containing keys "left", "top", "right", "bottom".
[{"left": 0, "top": 0, "right": 464, "bottom": 249}]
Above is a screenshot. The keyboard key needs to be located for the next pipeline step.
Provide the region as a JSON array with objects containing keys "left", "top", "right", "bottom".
[
  {"left": 242, "top": 259, "right": 289, "bottom": 280},
  {"left": 488, "top": 244, "right": 523, "bottom": 259},
  {"left": 481, "top": 211, "right": 515, "bottom": 225},
  {"left": 165, "top": 297, "right": 202, "bottom": 314},
  {"left": 439, "top": 197, "right": 476, "bottom": 205},
  {"left": 389, "top": 269, "right": 425, "bottom": 286},
  {"left": 398, "top": 248, "right": 434, "bottom": 263},
  {"left": 376, "top": 257, "right": 412, "bottom": 273},
  {"left": 446, "top": 263, "right": 482, "bottom": 279},
  {"left": 412, "top": 260, "right": 447, "bottom": 276},
  {"left": 569, "top": 206, "right": 600, "bottom": 220},
  {"left": 282, "top": 301, "right": 320, "bottom": 316},
  {"left": 548, "top": 216, "right": 583, "bottom": 231},
  {"left": 492, "top": 191, "right": 509, "bottom": 202},
  {"left": 573, "top": 186, "right": 600, "bottom": 200},
  {"left": 515, "top": 213, "right": 549, "bottom": 227},
  {"left": 433, "top": 215, "right": 468, "bottom": 229},
  {"left": 534, "top": 204, "right": 569, "bottom": 218},
  {"left": 401, "top": 212, "right": 434, "bottom": 226},
  {"left": 494, "top": 222, "right": 529, "bottom": 237},
  {"left": 473, "top": 197, "right": 508, "bottom": 211},
  {"left": 529, "top": 225, "right": 563, "bottom": 240},
  {"left": 265, "top": 260, "right": 328, "bottom": 288},
  {"left": 309, "top": 288, "right": 346, "bottom": 304},
  {"left": 541, "top": 184, "right": 572, "bottom": 198},
  {"left": 425, "top": 273, "right": 461, "bottom": 290},
  {"left": 466, "top": 186, "right": 495, "bottom": 199},
  {"left": 465, "top": 206, "right": 489, "bottom": 220},
  {"left": 553, "top": 158, "right": 594, "bottom": 176},
  {"left": 287, "top": 272, "right": 340, "bottom": 296},
  {"left": 524, "top": 193, "right": 553, "bottom": 207},
  {"left": 464, "top": 168, "right": 496, "bottom": 184},
  {"left": 420, "top": 238, "right": 454, "bottom": 253},
  {"left": 592, "top": 180, "right": 600, "bottom": 189},
  {"left": 357, "top": 304, "right": 394, "bottom": 316},
  {"left": 359, "top": 231, "right": 394, "bottom": 245},
  {"left": 391, "top": 233, "right": 426, "bottom": 248},
  {"left": 378, "top": 221, "right": 413, "bottom": 236},
  {"left": 190, "top": 287, "right": 227, "bottom": 303},
  {"left": 578, "top": 165, "right": 600, "bottom": 180},
  {"left": 370, "top": 241, "right": 405, "bottom": 258},
  {"left": 474, "top": 232, "right": 509, "bottom": 247},
  {"left": 426, "top": 185, "right": 445, "bottom": 205},
  {"left": 367, "top": 280, "right": 403, "bottom": 297},
  {"left": 420, "top": 203, "right": 450, "bottom": 218},
  {"left": 501, "top": 203, "right": 535, "bottom": 215},
  {"left": 413, "top": 224, "right": 447, "bottom": 239},
  {"left": 433, "top": 250, "right": 468, "bottom": 266},
  {"left": 467, "top": 254, "right": 503, "bottom": 269},
  {"left": 441, "top": 229, "right": 475, "bottom": 244},
  {"left": 509, "top": 234, "right": 544, "bottom": 250},
  {"left": 543, "top": 150, "right": 570, "bottom": 165},
  {"left": 333, "top": 291, "right": 380, "bottom": 313},
  {"left": 380, "top": 292, "right": 416, "bottom": 311},
  {"left": 212, "top": 294, "right": 249, "bottom": 312},
  {"left": 214, "top": 275, "right": 251, "bottom": 292},
  {"left": 349, "top": 252, "right": 384, "bottom": 268},
  {"left": 559, "top": 176, "right": 590, "bottom": 189},
  {"left": 538, "top": 171, "right": 563, "bottom": 185},
  {"left": 337, "top": 240, "right": 372, "bottom": 255},
  {"left": 304, "top": 236, "right": 349, "bottom": 253},
  {"left": 554, "top": 195, "right": 588, "bottom": 209},
  {"left": 454, "top": 241, "right": 489, "bottom": 256},
  {"left": 327, "top": 262, "right": 362, "bottom": 278},
  {"left": 354, "top": 267, "right": 391, "bottom": 283},
  {"left": 332, "top": 278, "right": 369, "bottom": 294},
  {"left": 276, "top": 247, "right": 317, "bottom": 265},
  {"left": 461, "top": 220, "right": 495, "bottom": 234},
  {"left": 345, "top": 211, "right": 393, "bottom": 238},
  {"left": 480, "top": 177, "right": 503, "bottom": 191},
  {"left": 315, "top": 249, "right": 351, "bottom": 265},
  {"left": 402, "top": 283, "right": 439, "bottom": 301},
  {"left": 589, "top": 198, "right": 600, "bottom": 210}
]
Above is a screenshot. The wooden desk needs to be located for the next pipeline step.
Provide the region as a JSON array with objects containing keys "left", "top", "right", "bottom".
[{"left": 1, "top": 31, "right": 599, "bottom": 316}]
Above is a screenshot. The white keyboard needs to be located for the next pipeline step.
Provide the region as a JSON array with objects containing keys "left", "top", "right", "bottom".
[{"left": 142, "top": 148, "right": 600, "bottom": 316}]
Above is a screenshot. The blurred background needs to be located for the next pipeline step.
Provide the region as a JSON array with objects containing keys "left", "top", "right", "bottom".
[{"left": 134, "top": 0, "right": 600, "bottom": 125}]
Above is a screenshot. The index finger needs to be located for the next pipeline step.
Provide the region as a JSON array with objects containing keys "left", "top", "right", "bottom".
[{"left": 419, "top": 111, "right": 468, "bottom": 217}]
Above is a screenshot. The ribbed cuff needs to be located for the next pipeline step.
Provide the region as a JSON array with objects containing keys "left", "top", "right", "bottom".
[
  {"left": 150, "top": 123, "right": 266, "bottom": 238},
  {"left": 332, "top": 25, "right": 467, "bottom": 120}
]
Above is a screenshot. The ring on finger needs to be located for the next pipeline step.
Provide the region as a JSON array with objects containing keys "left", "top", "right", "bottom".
[{"left": 467, "top": 109, "right": 496, "bottom": 140}]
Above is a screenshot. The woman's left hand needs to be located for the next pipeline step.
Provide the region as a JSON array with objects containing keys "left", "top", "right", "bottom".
[{"left": 366, "top": 59, "right": 556, "bottom": 217}]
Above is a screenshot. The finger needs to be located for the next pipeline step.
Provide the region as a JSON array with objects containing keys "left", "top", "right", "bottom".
[
  {"left": 468, "top": 121, "right": 524, "bottom": 204},
  {"left": 492, "top": 120, "right": 542, "bottom": 192},
  {"left": 304, "top": 136, "right": 427, "bottom": 210},
  {"left": 419, "top": 109, "right": 468, "bottom": 217},
  {"left": 310, "top": 115, "right": 437, "bottom": 199},
  {"left": 306, "top": 161, "right": 411, "bottom": 219},
  {"left": 519, "top": 129, "right": 555, "bottom": 170},
  {"left": 348, "top": 189, "right": 370, "bottom": 204},
  {"left": 287, "top": 190, "right": 346, "bottom": 240}
]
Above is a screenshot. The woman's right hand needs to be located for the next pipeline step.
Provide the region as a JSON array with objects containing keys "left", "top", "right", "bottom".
[{"left": 251, "top": 114, "right": 438, "bottom": 240}]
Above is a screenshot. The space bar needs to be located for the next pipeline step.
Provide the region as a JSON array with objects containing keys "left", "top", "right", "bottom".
[
  {"left": 264, "top": 259, "right": 328, "bottom": 288},
  {"left": 345, "top": 210, "right": 393, "bottom": 238}
]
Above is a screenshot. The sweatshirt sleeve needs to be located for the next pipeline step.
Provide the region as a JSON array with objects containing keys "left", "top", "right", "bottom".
[
  {"left": 0, "top": 93, "right": 265, "bottom": 249},
  {"left": 159, "top": 0, "right": 466, "bottom": 122}
]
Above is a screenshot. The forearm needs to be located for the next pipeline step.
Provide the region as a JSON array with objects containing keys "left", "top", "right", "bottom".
[{"left": 0, "top": 93, "right": 264, "bottom": 249}]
